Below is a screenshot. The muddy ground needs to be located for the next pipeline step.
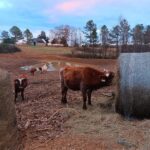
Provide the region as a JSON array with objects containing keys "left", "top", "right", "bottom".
[{"left": 0, "top": 46, "right": 150, "bottom": 150}]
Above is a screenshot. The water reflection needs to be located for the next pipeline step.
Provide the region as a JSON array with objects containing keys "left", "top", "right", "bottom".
[
  {"left": 20, "top": 65, "right": 32, "bottom": 71},
  {"left": 20, "top": 61, "right": 80, "bottom": 72}
]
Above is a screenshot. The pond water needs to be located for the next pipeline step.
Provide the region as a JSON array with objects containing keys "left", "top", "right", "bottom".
[
  {"left": 20, "top": 61, "right": 81, "bottom": 72},
  {"left": 20, "top": 65, "right": 33, "bottom": 71}
]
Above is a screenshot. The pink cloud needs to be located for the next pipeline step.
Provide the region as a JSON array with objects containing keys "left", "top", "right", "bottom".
[
  {"left": 56, "top": 1, "right": 81, "bottom": 12},
  {"left": 44, "top": 0, "right": 122, "bottom": 19},
  {"left": 54, "top": 0, "right": 102, "bottom": 13},
  {"left": 43, "top": 0, "right": 129, "bottom": 14}
]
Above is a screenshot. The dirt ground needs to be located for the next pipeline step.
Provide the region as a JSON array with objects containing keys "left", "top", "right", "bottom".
[{"left": 0, "top": 46, "right": 150, "bottom": 150}]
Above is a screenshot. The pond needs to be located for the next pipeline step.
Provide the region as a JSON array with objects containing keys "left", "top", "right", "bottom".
[{"left": 20, "top": 61, "right": 81, "bottom": 72}]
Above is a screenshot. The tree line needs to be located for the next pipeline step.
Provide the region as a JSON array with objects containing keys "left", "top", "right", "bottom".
[
  {"left": 1, "top": 26, "right": 33, "bottom": 44},
  {"left": 85, "top": 18, "right": 150, "bottom": 48},
  {"left": 1, "top": 17, "right": 150, "bottom": 47}
]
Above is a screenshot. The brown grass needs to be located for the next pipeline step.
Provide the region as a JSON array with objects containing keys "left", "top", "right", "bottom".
[{"left": 0, "top": 45, "right": 150, "bottom": 150}]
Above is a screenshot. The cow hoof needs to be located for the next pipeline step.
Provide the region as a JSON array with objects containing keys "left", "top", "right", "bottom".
[
  {"left": 83, "top": 106, "right": 87, "bottom": 110},
  {"left": 61, "top": 100, "right": 67, "bottom": 104},
  {"left": 88, "top": 103, "right": 92, "bottom": 106}
]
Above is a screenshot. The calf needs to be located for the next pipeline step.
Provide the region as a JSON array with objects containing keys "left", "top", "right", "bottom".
[
  {"left": 60, "top": 66, "right": 114, "bottom": 109},
  {"left": 14, "top": 75, "right": 28, "bottom": 103}
]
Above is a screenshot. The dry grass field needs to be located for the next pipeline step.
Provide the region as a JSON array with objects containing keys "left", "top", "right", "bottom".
[{"left": 0, "top": 45, "right": 150, "bottom": 150}]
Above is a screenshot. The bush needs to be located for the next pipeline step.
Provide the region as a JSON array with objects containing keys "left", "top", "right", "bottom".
[
  {"left": 68, "top": 47, "right": 118, "bottom": 59},
  {"left": 0, "top": 44, "right": 21, "bottom": 53},
  {"left": 3, "top": 38, "right": 15, "bottom": 44}
]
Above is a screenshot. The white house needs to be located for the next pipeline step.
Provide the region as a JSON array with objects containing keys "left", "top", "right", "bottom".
[
  {"left": 0, "top": 39, "right": 3, "bottom": 44},
  {"left": 16, "top": 39, "right": 27, "bottom": 45}
]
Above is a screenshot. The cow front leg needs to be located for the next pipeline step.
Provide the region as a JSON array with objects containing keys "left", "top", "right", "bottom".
[
  {"left": 14, "top": 92, "right": 18, "bottom": 103},
  {"left": 82, "top": 91, "right": 87, "bottom": 110},
  {"left": 21, "top": 91, "right": 24, "bottom": 101},
  {"left": 80, "top": 83, "right": 87, "bottom": 109},
  {"left": 61, "top": 86, "right": 68, "bottom": 104},
  {"left": 87, "top": 90, "right": 92, "bottom": 105}
]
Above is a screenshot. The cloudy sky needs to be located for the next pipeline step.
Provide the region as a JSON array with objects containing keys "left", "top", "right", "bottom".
[{"left": 0, "top": 0, "right": 149, "bottom": 37}]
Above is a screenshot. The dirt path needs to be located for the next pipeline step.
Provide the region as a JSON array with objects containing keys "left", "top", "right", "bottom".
[{"left": 0, "top": 48, "right": 150, "bottom": 150}]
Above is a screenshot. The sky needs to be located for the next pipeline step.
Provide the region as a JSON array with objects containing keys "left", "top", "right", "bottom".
[{"left": 0, "top": 0, "right": 150, "bottom": 37}]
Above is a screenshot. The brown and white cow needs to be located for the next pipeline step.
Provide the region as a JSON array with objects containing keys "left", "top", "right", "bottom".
[
  {"left": 14, "top": 75, "right": 28, "bottom": 103},
  {"left": 60, "top": 66, "right": 114, "bottom": 109}
]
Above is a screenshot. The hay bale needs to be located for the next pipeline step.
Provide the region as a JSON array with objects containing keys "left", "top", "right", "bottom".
[
  {"left": 116, "top": 53, "right": 150, "bottom": 118},
  {"left": 0, "top": 69, "right": 19, "bottom": 149},
  {"left": 0, "top": 69, "right": 15, "bottom": 123}
]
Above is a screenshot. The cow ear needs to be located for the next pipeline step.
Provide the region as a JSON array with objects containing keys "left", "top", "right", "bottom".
[
  {"left": 23, "top": 78, "right": 28, "bottom": 83},
  {"left": 22, "top": 78, "right": 28, "bottom": 86},
  {"left": 14, "top": 79, "right": 18, "bottom": 83}
]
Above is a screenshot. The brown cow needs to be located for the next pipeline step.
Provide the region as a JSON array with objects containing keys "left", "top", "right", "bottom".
[{"left": 60, "top": 66, "right": 114, "bottom": 109}]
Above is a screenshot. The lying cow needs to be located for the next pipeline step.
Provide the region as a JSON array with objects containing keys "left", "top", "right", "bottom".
[
  {"left": 30, "top": 64, "right": 49, "bottom": 75},
  {"left": 14, "top": 75, "right": 28, "bottom": 103},
  {"left": 60, "top": 66, "right": 114, "bottom": 109},
  {"left": 30, "top": 67, "right": 39, "bottom": 76},
  {"left": 41, "top": 64, "right": 49, "bottom": 72}
]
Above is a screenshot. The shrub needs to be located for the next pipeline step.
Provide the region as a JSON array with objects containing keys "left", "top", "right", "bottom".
[
  {"left": 3, "top": 38, "right": 15, "bottom": 44},
  {"left": 68, "top": 47, "right": 118, "bottom": 59},
  {"left": 0, "top": 44, "right": 21, "bottom": 53}
]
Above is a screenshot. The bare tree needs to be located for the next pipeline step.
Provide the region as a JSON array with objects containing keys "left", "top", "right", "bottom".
[
  {"left": 55, "top": 25, "right": 71, "bottom": 42},
  {"left": 70, "top": 27, "right": 83, "bottom": 47},
  {"left": 49, "top": 25, "right": 71, "bottom": 46}
]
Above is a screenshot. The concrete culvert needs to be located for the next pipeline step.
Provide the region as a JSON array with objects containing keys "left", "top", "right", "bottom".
[
  {"left": 0, "top": 69, "right": 21, "bottom": 149},
  {"left": 116, "top": 52, "right": 150, "bottom": 119}
]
